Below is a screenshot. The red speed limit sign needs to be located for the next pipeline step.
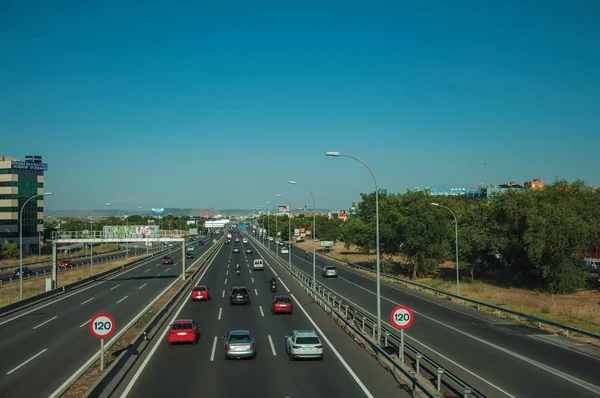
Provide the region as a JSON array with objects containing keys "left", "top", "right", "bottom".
[
  {"left": 390, "top": 305, "right": 414, "bottom": 329},
  {"left": 89, "top": 313, "right": 116, "bottom": 339}
]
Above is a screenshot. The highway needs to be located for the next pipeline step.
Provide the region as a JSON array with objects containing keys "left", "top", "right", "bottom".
[
  {"left": 0, "top": 236, "right": 214, "bottom": 398},
  {"left": 118, "top": 235, "right": 404, "bottom": 398},
  {"left": 259, "top": 234, "right": 600, "bottom": 398}
]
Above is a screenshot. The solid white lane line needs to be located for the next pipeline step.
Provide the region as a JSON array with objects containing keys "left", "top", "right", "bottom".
[
  {"left": 32, "top": 316, "right": 58, "bottom": 330},
  {"left": 290, "top": 294, "right": 374, "bottom": 397},
  {"left": 110, "top": 284, "right": 120, "bottom": 290},
  {"left": 116, "top": 296, "right": 128, "bottom": 304},
  {"left": 139, "top": 283, "right": 147, "bottom": 289},
  {"left": 120, "top": 242, "right": 220, "bottom": 397},
  {"left": 210, "top": 336, "right": 218, "bottom": 362},
  {"left": 6, "top": 349, "right": 48, "bottom": 375},
  {"left": 80, "top": 297, "right": 95, "bottom": 305},
  {"left": 254, "top": 288, "right": 258, "bottom": 296},
  {"left": 259, "top": 306, "right": 265, "bottom": 317},
  {"left": 218, "top": 307, "right": 222, "bottom": 320},
  {"left": 268, "top": 335, "right": 277, "bottom": 356},
  {"left": 79, "top": 319, "right": 92, "bottom": 328}
]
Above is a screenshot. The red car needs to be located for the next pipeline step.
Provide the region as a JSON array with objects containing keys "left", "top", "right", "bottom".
[
  {"left": 162, "top": 256, "right": 173, "bottom": 264},
  {"left": 191, "top": 285, "right": 210, "bottom": 301},
  {"left": 271, "top": 295, "right": 293, "bottom": 314},
  {"left": 168, "top": 319, "right": 198, "bottom": 345},
  {"left": 58, "top": 260, "right": 73, "bottom": 268}
]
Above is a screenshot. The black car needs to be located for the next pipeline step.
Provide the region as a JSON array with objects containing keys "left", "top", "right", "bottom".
[
  {"left": 229, "top": 286, "right": 250, "bottom": 305},
  {"left": 232, "top": 247, "right": 240, "bottom": 253},
  {"left": 186, "top": 252, "right": 194, "bottom": 259},
  {"left": 13, "top": 266, "right": 33, "bottom": 277},
  {"left": 198, "top": 241, "right": 204, "bottom": 246}
]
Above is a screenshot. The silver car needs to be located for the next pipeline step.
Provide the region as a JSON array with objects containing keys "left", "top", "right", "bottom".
[
  {"left": 224, "top": 330, "right": 256, "bottom": 360},
  {"left": 321, "top": 266, "right": 338, "bottom": 277},
  {"left": 285, "top": 330, "right": 323, "bottom": 360}
]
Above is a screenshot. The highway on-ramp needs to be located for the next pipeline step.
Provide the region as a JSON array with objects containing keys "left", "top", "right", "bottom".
[
  {"left": 117, "top": 237, "right": 404, "bottom": 398},
  {"left": 0, "top": 237, "right": 214, "bottom": 398},
  {"left": 261, "top": 236, "right": 600, "bottom": 398}
]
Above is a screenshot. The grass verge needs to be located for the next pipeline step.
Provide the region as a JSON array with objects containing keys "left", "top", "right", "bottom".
[
  {"left": 296, "top": 241, "right": 600, "bottom": 345},
  {"left": 0, "top": 252, "right": 154, "bottom": 308},
  {"left": 0, "top": 244, "right": 122, "bottom": 269}
]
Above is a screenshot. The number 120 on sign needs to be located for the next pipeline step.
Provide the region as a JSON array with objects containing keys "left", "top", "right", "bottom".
[{"left": 390, "top": 305, "right": 414, "bottom": 329}]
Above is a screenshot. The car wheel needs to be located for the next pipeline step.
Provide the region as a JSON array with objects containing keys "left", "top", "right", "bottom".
[
  {"left": 318, "top": 355, "right": 323, "bottom": 361},
  {"left": 289, "top": 354, "right": 294, "bottom": 361}
]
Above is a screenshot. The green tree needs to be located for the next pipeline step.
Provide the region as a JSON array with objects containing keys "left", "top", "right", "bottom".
[{"left": 2, "top": 242, "right": 19, "bottom": 259}]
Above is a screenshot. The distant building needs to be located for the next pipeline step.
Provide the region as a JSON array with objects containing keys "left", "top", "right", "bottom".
[
  {"left": 524, "top": 179, "right": 544, "bottom": 190},
  {"left": 0, "top": 155, "right": 48, "bottom": 254},
  {"left": 327, "top": 210, "right": 348, "bottom": 221}
]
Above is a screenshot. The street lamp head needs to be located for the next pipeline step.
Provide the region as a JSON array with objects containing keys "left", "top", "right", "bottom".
[
  {"left": 431, "top": 203, "right": 440, "bottom": 206},
  {"left": 105, "top": 202, "right": 112, "bottom": 206},
  {"left": 266, "top": 201, "right": 271, "bottom": 204},
  {"left": 325, "top": 151, "right": 341, "bottom": 157},
  {"left": 44, "top": 192, "right": 53, "bottom": 196},
  {"left": 288, "top": 181, "right": 296, "bottom": 185},
  {"left": 276, "top": 194, "right": 281, "bottom": 197}
]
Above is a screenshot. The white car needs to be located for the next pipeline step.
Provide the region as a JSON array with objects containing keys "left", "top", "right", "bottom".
[
  {"left": 242, "top": 238, "right": 248, "bottom": 244},
  {"left": 253, "top": 259, "right": 264, "bottom": 271},
  {"left": 280, "top": 248, "right": 289, "bottom": 254},
  {"left": 285, "top": 330, "right": 323, "bottom": 360}
]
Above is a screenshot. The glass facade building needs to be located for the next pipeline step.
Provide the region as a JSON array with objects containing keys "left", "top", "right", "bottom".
[{"left": 0, "top": 155, "right": 47, "bottom": 254}]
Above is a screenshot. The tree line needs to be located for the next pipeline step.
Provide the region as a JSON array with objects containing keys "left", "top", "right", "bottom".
[{"left": 261, "top": 179, "right": 600, "bottom": 293}]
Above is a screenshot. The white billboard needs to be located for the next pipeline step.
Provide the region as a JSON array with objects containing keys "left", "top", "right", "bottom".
[
  {"left": 204, "top": 220, "right": 230, "bottom": 228},
  {"left": 103, "top": 225, "right": 160, "bottom": 238}
]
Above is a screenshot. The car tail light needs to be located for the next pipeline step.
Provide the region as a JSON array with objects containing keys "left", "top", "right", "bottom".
[
  {"left": 292, "top": 345, "right": 301, "bottom": 349},
  {"left": 249, "top": 344, "right": 254, "bottom": 350},
  {"left": 230, "top": 294, "right": 233, "bottom": 298},
  {"left": 244, "top": 294, "right": 248, "bottom": 297},
  {"left": 225, "top": 345, "right": 231, "bottom": 351},
  {"left": 315, "top": 345, "right": 323, "bottom": 348}
]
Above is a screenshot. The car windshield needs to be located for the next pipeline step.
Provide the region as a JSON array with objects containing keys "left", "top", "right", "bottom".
[
  {"left": 172, "top": 323, "right": 192, "bottom": 330},
  {"left": 229, "top": 334, "right": 251, "bottom": 343},
  {"left": 296, "top": 337, "right": 320, "bottom": 344},
  {"left": 275, "top": 298, "right": 291, "bottom": 303}
]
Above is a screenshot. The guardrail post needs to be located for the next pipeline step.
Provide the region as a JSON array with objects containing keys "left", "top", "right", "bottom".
[
  {"left": 436, "top": 368, "right": 444, "bottom": 391},
  {"left": 344, "top": 304, "right": 348, "bottom": 317},
  {"left": 384, "top": 332, "right": 389, "bottom": 346},
  {"left": 416, "top": 353, "right": 422, "bottom": 374},
  {"left": 463, "top": 388, "right": 472, "bottom": 397},
  {"left": 566, "top": 329, "right": 569, "bottom": 338},
  {"left": 361, "top": 316, "right": 366, "bottom": 331},
  {"left": 51, "top": 241, "right": 58, "bottom": 289},
  {"left": 372, "top": 323, "right": 376, "bottom": 338}
]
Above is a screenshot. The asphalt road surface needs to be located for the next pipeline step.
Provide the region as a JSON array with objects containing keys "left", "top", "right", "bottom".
[
  {"left": 258, "top": 234, "right": 600, "bottom": 398},
  {"left": 118, "top": 237, "right": 405, "bottom": 398},
  {"left": 0, "top": 237, "right": 214, "bottom": 398}
]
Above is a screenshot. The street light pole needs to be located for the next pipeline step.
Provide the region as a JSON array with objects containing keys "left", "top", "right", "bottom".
[
  {"left": 276, "top": 194, "right": 292, "bottom": 270},
  {"left": 326, "top": 151, "right": 382, "bottom": 344},
  {"left": 288, "top": 181, "right": 316, "bottom": 287},
  {"left": 431, "top": 203, "right": 460, "bottom": 295},
  {"left": 265, "top": 201, "right": 272, "bottom": 252},
  {"left": 19, "top": 192, "right": 53, "bottom": 300}
]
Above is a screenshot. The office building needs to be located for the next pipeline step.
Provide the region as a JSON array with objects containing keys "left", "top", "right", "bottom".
[{"left": 0, "top": 155, "right": 48, "bottom": 254}]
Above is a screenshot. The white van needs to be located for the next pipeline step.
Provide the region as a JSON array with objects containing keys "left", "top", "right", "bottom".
[
  {"left": 187, "top": 246, "right": 195, "bottom": 252},
  {"left": 253, "top": 259, "right": 264, "bottom": 271}
]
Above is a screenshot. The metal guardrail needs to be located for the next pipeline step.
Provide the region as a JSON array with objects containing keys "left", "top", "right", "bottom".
[
  {"left": 252, "top": 236, "right": 484, "bottom": 398},
  {"left": 316, "top": 251, "right": 600, "bottom": 342},
  {"left": 52, "top": 230, "right": 189, "bottom": 240},
  {"left": 0, "top": 247, "right": 164, "bottom": 285}
]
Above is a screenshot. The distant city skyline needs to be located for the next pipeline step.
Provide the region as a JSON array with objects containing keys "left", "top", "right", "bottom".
[{"left": 3, "top": 1, "right": 598, "bottom": 211}]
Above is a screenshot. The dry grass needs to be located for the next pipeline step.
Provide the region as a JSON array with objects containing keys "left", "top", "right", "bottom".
[
  {"left": 0, "top": 244, "right": 121, "bottom": 268},
  {"left": 297, "top": 241, "right": 600, "bottom": 343},
  {"left": 0, "top": 252, "right": 153, "bottom": 308}
]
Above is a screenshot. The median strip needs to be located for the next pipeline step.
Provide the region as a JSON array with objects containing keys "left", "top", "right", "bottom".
[{"left": 58, "top": 239, "right": 223, "bottom": 398}]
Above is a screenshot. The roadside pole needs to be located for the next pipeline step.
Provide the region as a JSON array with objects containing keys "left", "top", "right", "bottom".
[{"left": 390, "top": 305, "right": 414, "bottom": 367}]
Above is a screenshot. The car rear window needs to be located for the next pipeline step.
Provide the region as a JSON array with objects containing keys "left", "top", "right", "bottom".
[
  {"left": 232, "top": 288, "right": 247, "bottom": 294},
  {"left": 275, "top": 297, "right": 291, "bottom": 303},
  {"left": 325, "top": 266, "right": 336, "bottom": 270},
  {"left": 194, "top": 287, "right": 206, "bottom": 291},
  {"left": 229, "top": 334, "right": 251, "bottom": 343},
  {"left": 172, "top": 323, "right": 192, "bottom": 330},
  {"left": 296, "top": 337, "right": 320, "bottom": 345}
]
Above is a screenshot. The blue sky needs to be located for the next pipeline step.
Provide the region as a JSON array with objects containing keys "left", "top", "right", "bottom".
[{"left": 2, "top": 0, "right": 599, "bottom": 211}]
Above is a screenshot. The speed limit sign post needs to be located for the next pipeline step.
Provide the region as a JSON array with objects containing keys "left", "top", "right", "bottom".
[
  {"left": 390, "top": 305, "right": 414, "bottom": 368},
  {"left": 90, "top": 313, "right": 116, "bottom": 371}
]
